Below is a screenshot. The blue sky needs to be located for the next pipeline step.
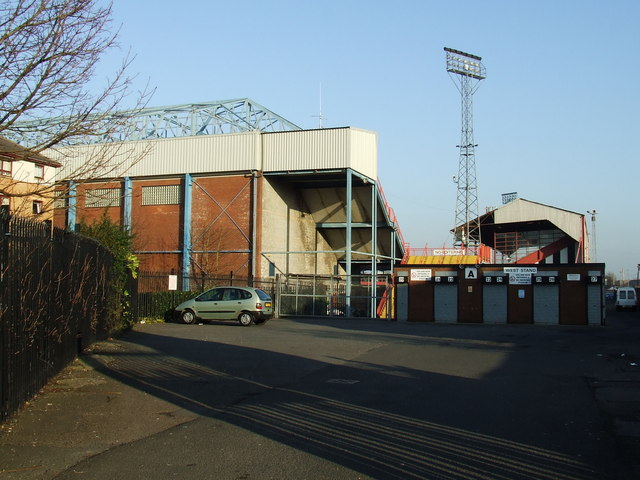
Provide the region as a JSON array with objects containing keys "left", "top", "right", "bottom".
[{"left": 104, "top": 0, "right": 640, "bottom": 279}]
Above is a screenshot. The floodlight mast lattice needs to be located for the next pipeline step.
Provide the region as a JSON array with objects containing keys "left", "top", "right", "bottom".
[{"left": 445, "top": 47, "right": 486, "bottom": 249}]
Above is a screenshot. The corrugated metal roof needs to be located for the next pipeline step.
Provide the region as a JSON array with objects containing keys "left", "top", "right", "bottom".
[
  {"left": 47, "top": 127, "right": 377, "bottom": 181},
  {"left": 262, "top": 128, "right": 377, "bottom": 180},
  {"left": 490, "top": 198, "right": 584, "bottom": 242}
]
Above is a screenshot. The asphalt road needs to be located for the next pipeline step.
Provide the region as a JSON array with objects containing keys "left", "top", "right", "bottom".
[{"left": 1, "top": 306, "right": 639, "bottom": 480}]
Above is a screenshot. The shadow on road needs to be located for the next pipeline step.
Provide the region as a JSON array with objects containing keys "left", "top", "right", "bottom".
[{"left": 75, "top": 313, "right": 636, "bottom": 480}]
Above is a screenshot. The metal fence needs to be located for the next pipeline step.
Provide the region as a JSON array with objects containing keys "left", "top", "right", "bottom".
[
  {"left": 134, "top": 272, "right": 393, "bottom": 321},
  {"left": 277, "top": 274, "right": 393, "bottom": 319},
  {"left": 0, "top": 212, "right": 117, "bottom": 421},
  {"left": 134, "top": 271, "right": 276, "bottom": 321}
]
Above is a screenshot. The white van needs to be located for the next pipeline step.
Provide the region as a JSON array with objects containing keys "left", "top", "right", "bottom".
[{"left": 615, "top": 287, "right": 637, "bottom": 311}]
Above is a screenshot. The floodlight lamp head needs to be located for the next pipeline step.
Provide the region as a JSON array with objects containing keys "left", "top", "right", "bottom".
[{"left": 444, "top": 47, "right": 486, "bottom": 80}]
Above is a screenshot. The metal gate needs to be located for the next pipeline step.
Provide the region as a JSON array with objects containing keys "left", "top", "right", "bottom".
[
  {"left": 483, "top": 278, "right": 508, "bottom": 324},
  {"left": 277, "top": 273, "right": 392, "bottom": 319},
  {"left": 587, "top": 273, "right": 604, "bottom": 326},
  {"left": 533, "top": 274, "right": 559, "bottom": 325},
  {"left": 434, "top": 274, "right": 457, "bottom": 323}
]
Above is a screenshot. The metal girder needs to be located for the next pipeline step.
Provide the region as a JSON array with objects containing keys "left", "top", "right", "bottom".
[
  {"left": 10, "top": 98, "right": 302, "bottom": 146},
  {"left": 316, "top": 222, "right": 389, "bottom": 229}
]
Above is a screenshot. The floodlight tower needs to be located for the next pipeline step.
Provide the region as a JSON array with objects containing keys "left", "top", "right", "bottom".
[{"left": 445, "top": 47, "right": 486, "bottom": 249}]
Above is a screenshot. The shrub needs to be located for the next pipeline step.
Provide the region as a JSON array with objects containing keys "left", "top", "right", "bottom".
[{"left": 77, "top": 214, "right": 138, "bottom": 331}]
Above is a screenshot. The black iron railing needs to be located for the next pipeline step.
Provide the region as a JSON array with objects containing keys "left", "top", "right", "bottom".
[{"left": 0, "top": 212, "right": 118, "bottom": 421}]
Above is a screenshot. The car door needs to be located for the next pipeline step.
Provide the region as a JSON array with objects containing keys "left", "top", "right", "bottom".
[
  {"left": 194, "top": 287, "right": 224, "bottom": 320},
  {"left": 213, "top": 288, "right": 244, "bottom": 319}
]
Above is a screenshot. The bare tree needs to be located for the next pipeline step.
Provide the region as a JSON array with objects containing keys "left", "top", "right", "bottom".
[{"left": 0, "top": 0, "right": 152, "bottom": 208}]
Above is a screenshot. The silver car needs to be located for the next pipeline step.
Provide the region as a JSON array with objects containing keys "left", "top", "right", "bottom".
[{"left": 175, "top": 286, "right": 273, "bottom": 326}]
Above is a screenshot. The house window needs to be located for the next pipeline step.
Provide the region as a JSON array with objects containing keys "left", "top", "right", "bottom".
[
  {"left": 85, "top": 188, "right": 121, "bottom": 208},
  {"left": 53, "top": 191, "right": 67, "bottom": 209},
  {"left": 0, "top": 195, "right": 9, "bottom": 214},
  {"left": 142, "top": 185, "right": 181, "bottom": 205},
  {"left": 34, "top": 164, "right": 44, "bottom": 180},
  {"left": 32, "top": 200, "right": 43, "bottom": 215},
  {"left": 1, "top": 159, "right": 11, "bottom": 176}
]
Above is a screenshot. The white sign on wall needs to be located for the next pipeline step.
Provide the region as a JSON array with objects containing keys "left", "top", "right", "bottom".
[
  {"left": 504, "top": 267, "right": 537, "bottom": 285},
  {"left": 504, "top": 267, "right": 538, "bottom": 274},
  {"left": 433, "top": 249, "right": 466, "bottom": 256},
  {"left": 411, "top": 269, "right": 432, "bottom": 281},
  {"left": 168, "top": 275, "right": 178, "bottom": 291}
]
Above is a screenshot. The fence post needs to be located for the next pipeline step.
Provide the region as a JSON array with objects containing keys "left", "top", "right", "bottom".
[
  {"left": 0, "top": 210, "right": 7, "bottom": 418},
  {"left": 275, "top": 273, "right": 281, "bottom": 318},
  {"left": 386, "top": 277, "right": 392, "bottom": 320}
]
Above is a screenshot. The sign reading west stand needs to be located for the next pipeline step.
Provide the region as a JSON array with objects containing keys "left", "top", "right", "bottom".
[{"left": 504, "top": 266, "right": 537, "bottom": 285}]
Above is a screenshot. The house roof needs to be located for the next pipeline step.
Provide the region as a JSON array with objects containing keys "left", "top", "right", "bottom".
[{"left": 0, "top": 136, "right": 61, "bottom": 167}]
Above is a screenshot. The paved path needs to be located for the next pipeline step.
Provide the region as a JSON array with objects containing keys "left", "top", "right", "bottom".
[{"left": 1, "top": 308, "right": 639, "bottom": 479}]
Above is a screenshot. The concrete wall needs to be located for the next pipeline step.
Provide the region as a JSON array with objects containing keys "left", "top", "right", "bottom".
[{"left": 260, "top": 177, "right": 337, "bottom": 277}]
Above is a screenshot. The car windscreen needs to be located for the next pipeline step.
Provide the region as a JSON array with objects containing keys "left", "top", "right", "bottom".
[{"left": 255, "top": 289, "right": 271, "bottom": 300}]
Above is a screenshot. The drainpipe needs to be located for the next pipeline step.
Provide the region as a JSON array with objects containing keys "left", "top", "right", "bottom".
[
  {"left": 123, "top": 177, "right": 132, "bottom": 232},
  {"left": 251, "top": 171, "right": 257, "bottom": 279},
  {"left": 67, "top": 180, "right": 77, "bottom": 231},
  {"left": 182, "top": 173, "right": 193, "bottom": 290},
  {"left": 391, "top": 228, "right": 397, "bottom": 265}
]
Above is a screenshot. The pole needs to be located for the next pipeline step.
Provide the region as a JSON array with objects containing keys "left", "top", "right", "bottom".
[
  {"left": 345, "top": 169, "right": 352, "bottom": 317},
  {"left": 587, "top": 210, "right": 597, "bottom": 262}
]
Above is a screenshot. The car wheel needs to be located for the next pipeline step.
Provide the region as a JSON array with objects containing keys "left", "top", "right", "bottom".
[
  {"left": 238, "top": 312, "right": 254, "bottom": 326},
  {"left": 181, "top": 309, "right": 197, "bottom": 324}
]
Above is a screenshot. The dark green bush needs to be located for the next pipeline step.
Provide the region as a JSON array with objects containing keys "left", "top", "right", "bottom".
[{"left": 77, "top": 214, "right": 138, "bottom": 331}]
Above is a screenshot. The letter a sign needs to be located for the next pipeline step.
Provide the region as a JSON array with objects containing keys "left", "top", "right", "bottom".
[{"left": 465, "top": 267, "right": 478, "bottom": 280}]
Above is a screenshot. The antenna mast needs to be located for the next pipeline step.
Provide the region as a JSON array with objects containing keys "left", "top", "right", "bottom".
[
  {"left": 312, "top": 82, "right": 324, "bottom": 128},
  {"left": 445, "top": 47, "right": 486, "bottom": 249}
]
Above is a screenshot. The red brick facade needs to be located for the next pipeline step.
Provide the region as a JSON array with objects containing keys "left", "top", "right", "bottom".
[{"left": 54, "top": 174, "right": 259, "bottom": 276}]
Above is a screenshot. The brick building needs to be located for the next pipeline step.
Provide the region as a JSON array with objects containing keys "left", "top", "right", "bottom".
[{"left": 48, "top": 100, "right": 405, "bottom": 286}]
